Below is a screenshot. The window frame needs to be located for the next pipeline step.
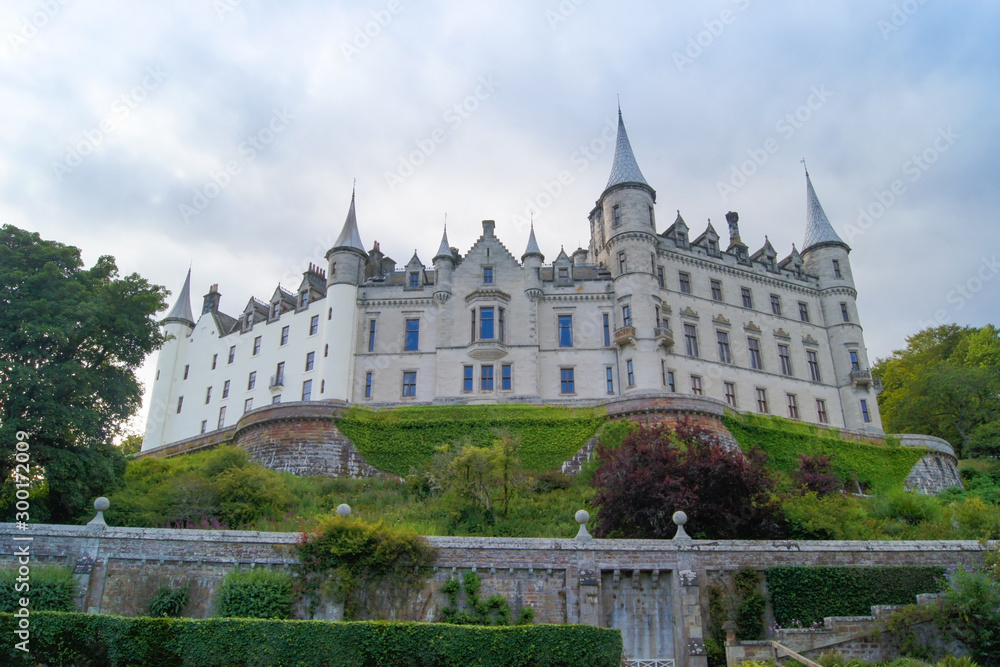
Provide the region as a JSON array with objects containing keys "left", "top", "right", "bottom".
[
  {"left": 404, "top": 319, "right": 420, "bottom": 351},
  {"left": 748, "top": 337, "right": 763, "bottom": 370},
  {"left": 717, "top": 330, "right": 732, "bottom": 364},
  {"left": 679, "top": 271, "right": 691, "bottom": 294},
  {"left": 402, "top": 371, "right": 417, "bottom": 397},
  {"left": 807, "top": 350, "right": 821, "bottom": 382},
  {"left": 778, "top": 343, "right": 793, "bottom": 376},
  {"left": 684, "top": 323, "right": 699, "bottom": 358},
  {"left": 280, "top": 325, "right": 290, "bottom": 346},
  {"left": 560, "top": 367, "right": 575, "bottom": 394},
  {"left": 741, "top": 287, "right": 753, "bottom": 309},
  {"left": 480, "top": 364, "right": 494, "bottom": 391},
  {"left": 558, "top": 314, "right": 573, "bottom": 347}
]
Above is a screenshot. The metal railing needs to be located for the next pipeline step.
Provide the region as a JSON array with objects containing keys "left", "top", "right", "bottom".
[
  {"left": 269, "top": 373, "right": 284, "bottom": 388},
  {"left": 625, "top": 660, "right": 675, "bottom": 667}
]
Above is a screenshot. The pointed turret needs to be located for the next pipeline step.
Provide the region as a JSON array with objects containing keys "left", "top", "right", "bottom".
[
  {"left": 333, "top": 189, "right": 365, "bottom": 252},
  {"left": 803, "top": 169, "right": 849, "bottom": 252},
  {"left": 163, "top": 268, "right": 195, "bottom": 327},
  {"left": 327, "top": 189, "right": 368, "bottom": 287},
  {"left": 433, "top": 225, "right": 455, "bottom": 301},
  {"left": 433, "top": 226, "right": 453, "bottom": 263},
  {"left": 605, "top": 108, "right": 650, "bottom": 191},
  {"left": 522, "top": 224, "right": 544, "bottom": 262}
]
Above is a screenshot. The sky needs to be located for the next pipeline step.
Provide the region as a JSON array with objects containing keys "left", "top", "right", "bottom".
[{"left": 2, "top": 0, "right": 998, "bottom": 435}]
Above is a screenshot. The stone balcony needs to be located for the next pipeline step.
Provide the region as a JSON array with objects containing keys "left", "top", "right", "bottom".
[
  {"left": 269, "top": 373, "right": 284, "bottom": 390},
  {"left": 850, "top": 368, "right": 876, "bottom": 390},
  {"left": 467, "top": 339, "right": 508, "bottom": 361},
  {"left": 614, "top": 325, "right": 636, "bottom": 348},
  {"left": 654, "top": 326, "right": 674, "bottom": 349}
]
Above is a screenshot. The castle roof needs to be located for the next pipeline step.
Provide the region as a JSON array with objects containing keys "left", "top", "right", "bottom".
[
  {"left": 433, "top": 226, "right": 452, "bottom": 263},
  {"left": 605, "top": 108, "right": 649, "bottom": 191},
  {"left": 163, "top": 268, "right": 194, "bottom": 327},
  {"left": 333, "top": 190, "right": 365, "bottom": 252},
  {"left": 803, "top": 170, "right": 849, "bottom": 252},
  {"left": 522, "top": 224, "right": 543, "bottom": 261}
]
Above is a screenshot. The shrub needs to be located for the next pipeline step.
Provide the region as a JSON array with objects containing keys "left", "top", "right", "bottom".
[
  {"left": 147, "top": 584, "right": 189, "bottom": 618},
  {"left": 792, "top": 453, "right": 843, "bottom": 496},
  {"left": 593, "top": 420, "right": 786, "bottom": 539},
  {"left": 215, "top": 568, "right": 293, "bottom": 619},
  {"left": 782, "top": 492, "right": 876, "bottom": 540},
  {"left": 215, "top": 465, "right": 291, "bottom": 527},
  {"left": 440, "top": 571, "right": 510, "bottom": 626},
  {"left": 0, "top": 565, "right": 76, "bottom": 613}
]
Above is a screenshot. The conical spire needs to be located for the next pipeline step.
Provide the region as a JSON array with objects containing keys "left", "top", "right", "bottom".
[
  {"left": 803, "top": 169, "right": 848, "bottom": 251},
  {"left": 522, "top": 224, "right": 543, "bottom": 261},
  {"left": 605, "top": 108, "right": 649, "bottom": 190},
  {"left": 333, "top": 188, "right": 365, "bottom": 252},
  {"left": 433, "top": 225, "right": 452, "bottom": 263},
  {"left": 163, "top": 268, "right": 195, "bottom": 327}
]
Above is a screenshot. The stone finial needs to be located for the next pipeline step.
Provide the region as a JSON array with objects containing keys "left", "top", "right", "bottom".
[
  {"left": 87, "top": 497, "right": 110, "bottom": 529},
  {"left": 722, "top": 620, "right": 738, "bottom": 644},
  {"left": 336, "top": 503, "right": 352, "bottom": 517},
  {"left": 575, "top": 509, "right": 592, "bottom": 541},
  {"left": 672, "top": 510, "right": 690, "bottom": 540}
]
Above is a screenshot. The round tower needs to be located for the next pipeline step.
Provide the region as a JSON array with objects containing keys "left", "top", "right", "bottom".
[
  {"left": 521, "top": 224, "right": 544, "bottom": 301},
  {"left": 800, "top": 169, "right": 882, "bottom": 432},
  {"left": 142, "top": 269, "right": 195, "bottom": 451},
  {"left": 432, "top": 225, "right": 454, "bottom": 301}
]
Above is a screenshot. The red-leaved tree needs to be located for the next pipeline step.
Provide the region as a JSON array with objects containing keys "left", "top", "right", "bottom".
[
  {"left": 592, "top": 420, "right": 787, "bottom": 539},
  {"left": 791, "top": 453, "right": 842, "bottom": 497}
]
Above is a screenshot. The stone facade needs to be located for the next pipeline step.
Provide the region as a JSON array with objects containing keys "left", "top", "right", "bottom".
[
  {"left": 1, "top": 523, "right": 985, "bottom": 667},
  {"left": 143, "top": 110, "right": 891, "bottom": 455}
]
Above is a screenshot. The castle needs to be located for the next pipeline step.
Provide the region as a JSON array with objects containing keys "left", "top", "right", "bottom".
[{"left": 142, "top": 110, "right": 884, "bottom": 452}]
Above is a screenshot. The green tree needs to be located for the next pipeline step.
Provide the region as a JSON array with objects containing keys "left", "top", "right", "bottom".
[
  {"left": 875, "top": 324, "right": 1000, "bottom": 457},
  {"left": 0, "top": 225, "right": 166, "bottom": 522},
  {"left": 446, "top": 430, "right": 527, "bottom": 521}
]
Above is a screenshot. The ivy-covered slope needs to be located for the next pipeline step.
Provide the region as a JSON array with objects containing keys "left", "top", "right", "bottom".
[
  {"left": 337, "top": 405, "right": 606, "bottom": 475},
  {"left": 723, "top": 413, "right": 926, "bottom": 492}
]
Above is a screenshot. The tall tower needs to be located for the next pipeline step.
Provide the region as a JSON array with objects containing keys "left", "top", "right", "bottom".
[
  {"left": 590, "top": 107, "right": 660, "bottom": 391},
  {"left": 142, "top": 268, "right": 195, "bottom": 451},
  {"left": 800, "top": 169, "right": 883, "bottom": 431},
  {"left": 323, "top": 190, "right": 367, "bottom": 401}
]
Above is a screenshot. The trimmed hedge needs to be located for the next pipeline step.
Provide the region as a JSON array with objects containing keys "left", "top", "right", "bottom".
[
  {"left": 0, "top": 566, "right": 76, "bottom": 613},
  {"left": 723, "top": 413, "right": 926, "bottom": 492},
  {"left": 338, "top": 405, "right": 606, "bottom": 474},
  {"left": 766, "top": 566, "right": 945, "bottom": 625},
  {"left": 0, "top": 612, "right": 622, "bottom": 667}
]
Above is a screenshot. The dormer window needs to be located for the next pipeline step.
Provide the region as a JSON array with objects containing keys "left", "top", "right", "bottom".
[
  {"left": 767, "top": 257, "right": 776, "bottom": 271},
  {"left": 483, "top": 267, "right": 494, "bottom": 284},
  {"left": 244, "top": 312, "right": 252, "bottom": 329},
  {"left": 558, "top": 267, "right": 569, "bottom": 282},
  {"left": 708, "top": 239, "right": 718, "bottom": 253},
  {"left": 300, "top": 292, "right": 309, "bottom": 307},
  {"left": 409, "top": 272, "right": 420, "bottom": 288},
  {"left": 271, "top": 302, "right": 280, "bottom": 318}
]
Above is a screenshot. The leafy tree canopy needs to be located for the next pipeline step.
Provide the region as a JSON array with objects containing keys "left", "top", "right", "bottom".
[
  {"left": 0, "top": 225, "right": 167, "bottom": 522},
  {"left": 875, "top": 324, "right": 1000, "bottom": 457}
]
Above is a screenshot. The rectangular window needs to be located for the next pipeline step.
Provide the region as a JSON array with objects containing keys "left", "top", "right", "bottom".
[
  {"left": 560, "top": 368, "right": 575, "bottom": 394},
  {"left": 603, "top": 313, "right": 611, "bottom": 346},
  {"left": 409, "top": 272, "right": 420, "bottom": 288},
  {"left": 861, "top": 399, "right": 872, "bottom": 423},
  {"left": 710, "top": 279, "right": 723, "bottom": 301},
  {"left": 253, "top": 336, "right": 262, "bottom": 355},
  {"left": 222, "top": 380, "right": 230, "bottom": 398},
  {"left": 402, "top": 371, "right": 417, "bottom": 397},
  {"left": 748, "top": 337, "right": 763, "bottom": 370},
  {"left": 833, "top": 259, "right": 842, "bottom": 278},
  {"left": 558, "top": 266, "right": 569, "bottom": 281},
  {"left": 798, "top": 302, "right": 810, "bottom": 323},
  {"left": 244, "top": 397, "right": 253, "bottom": 413},
  {"left": 365, "top": 372, "right": 373, "bottom": 398},
  {"left": 205, "top": 386, "right": 212, "bottom": 404},
  {"left": 755, "top": 388, "right": 769, "bottom": 413},
  {"left": 816, "top": 399, "right": 829, "bottom": 424},
  {"left": 272, "top": 395, "right": 282, "bottom": 404},
  {"left": 679, "top": 272, "right": 691, "bottom": 294},
  {"left": 778, "top": 344, "right": 793, "bottom": 375},
  {"left": 787, "top": 393, "right": 799, "bottom": 419},
  {"left": 501, "top": 364, "right": 512, "bottom": 391},
  {"left": 368, "top": 319, "right": 376, "bottom": 352},
  {"left": 463, "top": 365, "right": 473, "bottom": 392},
  {"left": 606, "top": 366, "right": 614, "bottom": 394},
  {"left": 228, "top": 345, "right": 236, "bottom": 364},
  {"left": 741, "top": 287, "right": 753, "bottom": 309},
  {"left": 324, "top": 344, "right": 329, "bottom": 357},
  {"left": 648, "top": 206, "right": 655, "bottom": 228},
  {"left": 613, "top": 204, "right": 621, "bottom": 226},
  {"left": 498, "top": 308, "right": 505, "bottom": 342},
  {"left": 724, "top": 382, "right": 737, "bottom": 407},
  {"left": 622, "top": 304, "right": 632, "bottom": 327},
  {"left": 626, "top": 359, "right": 635, "bottom": 386},
  {"left": 305, "top": 351, "right": 315, "bottom": 371},
  {"left": 310, "top": 315, "right": 319, "bottom": 335},
  {"left": 275, "top": 362, "right": 284, "bottom": 385},
  {"left": 281, "top": 326, "right": 290, "bottom": 346},
  {"left": 691, "top": 375, "right": 703, "bottom": 395},
  {"left": 657, "top": 267, "right": 665, "bottom": 288},
  {"left": 850, "top": 350, "right": 860, "bottom": 371},
  {"left": 248, "top": 371, "right": 257, "bottom": 390},
  {"left": 667, "top": 369, "right": 676, "bottom": 392},
  {"left": 212, "top": 354, "right": 218, "bottom": 370},
  {"left": 404, "top": 319, "right": 419, "bottom": 351},
  {"left": 807, "top": 350, "right": 821, "bottom": 382},
  {"left": 481, "top": 307, "right": 495, "bottom": 339},
  {"left": 618, "top": 251, "right": 627, "bottom": 273},
  {"left": 271, "top": 302, "right": 280, "bottom": 318},
  {"left": 717, "top": 331, "right": 732, "bottom": 364},
  {"left": 302, "top": 379, "right": 312, "bottom": 401},
  {"left": 483, "top": 266, "right": 493, "bottom": 284},
  {"left": 558, "top": 314, "right": 573, "bottom": 347},
  {"left": 176, "top": 396, "right": 184, "bottom": 413},
  {"left": 183, "top": 364, "right": 189, "bottom": 380},
  {"left": 300, "top": 291, "right": 308, "bottom": 307},
  {"left": 218, "top": 406, "right": 227, "bottom": 429},
  {"left": 841, "top": 302, "right": 850, "bottom": 323},
  {"left": 481, "top": 365, "right": 494, "bottom": 391},
  {"left": 770, "top": 294, "right": 781, "bottom": 316},
  {"left": 684, "top": 324, "right": 699, "bottom": 357}
]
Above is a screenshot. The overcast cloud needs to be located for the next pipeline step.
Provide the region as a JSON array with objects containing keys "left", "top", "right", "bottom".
[{"left": 1, "top": 0, "right": 997, "bottom": 433}]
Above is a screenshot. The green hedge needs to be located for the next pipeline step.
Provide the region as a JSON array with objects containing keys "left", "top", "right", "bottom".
[
  {"left": 766, "top": 566, "right": 945, "bottom": 625},
  {"left": 215, "top": 568, "right": 293, "bottom": 619},
  {"left": 0, "top": 612, "right": 622, "bottom": 667},
  {"left": 0, "top": 566, "right": 76, "bottom": 613},
  {"left": 723, "top": 413, "right": 926, "bottom": 492},
  {"left": 338, "top": 405, "right": 606, "bottom": 474}
]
